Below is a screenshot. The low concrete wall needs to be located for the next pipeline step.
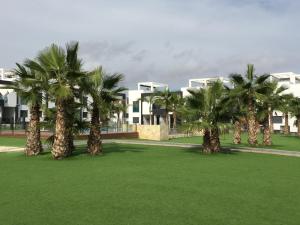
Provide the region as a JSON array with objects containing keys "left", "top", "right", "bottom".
[
  {"left": 136, "top": 125, "right": 169, "bottom": 141},
  {"left": 0, "top": 131, "right": 139, "bottom": 140}
]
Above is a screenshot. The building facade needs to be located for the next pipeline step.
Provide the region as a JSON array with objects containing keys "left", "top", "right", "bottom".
[
  {"left": 270, "top": 72, "right": 300, "bottom": 133},
  {"left": 2, "top": 66, "right": 300, "bottom": 133},
  {"left": 127, "top": 82, "right": 169, "bottom": 125},
  {"left": 181, "top": 77, "right": 230, "bottom": 97}
]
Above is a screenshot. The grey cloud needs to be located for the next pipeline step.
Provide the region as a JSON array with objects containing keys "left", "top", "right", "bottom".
[
  {"left": 131, "top": 50, "right": 148, "bottom": 62},
  {"left": 1, "top": 0, "right": 300, "bottom": 89},
  {"left": 80, "top": 41, "right": 135, "bottom": 61}
]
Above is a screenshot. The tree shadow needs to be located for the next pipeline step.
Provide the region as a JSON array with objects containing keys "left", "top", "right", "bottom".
[
  {"left": 34, "top": 143, "right": 239, "bottom": 159},
  {"left": 182, "top": 146, "right": 238, "bottom": 156},
  {"left": 66, "top": 143, "right": 145, "bottom": 158}
]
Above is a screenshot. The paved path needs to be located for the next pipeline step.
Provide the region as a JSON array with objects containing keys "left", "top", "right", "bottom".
[
  {"left": 1, "top": 139, "right": 300, "bottom": 157},
  {"left": 0, "top": 146, "right": 24, "bottom": 153},
  {"left": 102, "top": 139, "right": 300, "bottom": 158}
]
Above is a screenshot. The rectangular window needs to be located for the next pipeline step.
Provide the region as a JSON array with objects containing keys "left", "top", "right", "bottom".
[
  {"left": 82, "top": 112, "right": 88, "bottom": 118},
  {"left": 133, "top": 101, "right": 139, "bottom": 112},
  {"left": 273, "top": 116, "right": 283, "bottom": 124},
  {"left": 82, "top": 97, "right": 88, "bottom": 106},
  {"left": 133, "top": 117, "right": 139, "bottom": 124},
  {"left": 20, "top": 110, "right": 28, "bottom": 118},
  {"left": 20, "top": 98, "right": 27, "bottom": 105}
]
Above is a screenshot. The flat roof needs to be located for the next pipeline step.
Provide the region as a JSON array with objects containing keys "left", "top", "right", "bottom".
[{"left": 137, "top": 81, "right": 168, "bottom": 87}]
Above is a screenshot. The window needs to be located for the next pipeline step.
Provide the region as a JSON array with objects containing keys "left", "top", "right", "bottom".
[
  {"left": 82, "top": 97, "right": 88, "bottom": 106},
  {"left": 20, "top": 98, "right": 27, "bottom": 105},
  {"left": 133, "top": 101, "right": 139, "bottom": 112},
  {"left": 133, "top": 117, "right": 139, "bottom": 124},
  {"left": 273, "top": 116, "right": 283, "bottom": 124},
  {"left": 82, "top": 112, "right": 88, "bottom": 118},
  {"left": 20, "top": 110, "right": 28, "bottom": 118}
]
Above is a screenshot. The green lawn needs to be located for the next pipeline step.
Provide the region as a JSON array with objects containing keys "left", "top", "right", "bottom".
[
  {"left": 0, "top": 144, "right": 299, "bottom": 225},
  {"left": 0, "top": 136, "right": 27, "bottom": 147},
  {"left": 169, "top": 133, "right": 300, "bottom": 151}
]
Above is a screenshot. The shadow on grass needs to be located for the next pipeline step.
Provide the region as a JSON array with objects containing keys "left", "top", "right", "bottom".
[
  {"left": 181, "top": 146, "right": 238, "bottom": 156},
  {"left": 23, "top": 143, "right": 239, "bottom": 160},
  {"left": 66, "top": 143, "right": 145, "bottom": 158}
]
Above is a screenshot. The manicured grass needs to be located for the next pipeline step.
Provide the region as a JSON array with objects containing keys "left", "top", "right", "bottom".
[
  {"left": 0, "top": 144, "right": 299, "bottom": 225},
  {"left": 0, "top": 136, "right": 27, "bottom": 147},
  {"left": 169, "top": 133, "right": 300, "bottom": 151}
]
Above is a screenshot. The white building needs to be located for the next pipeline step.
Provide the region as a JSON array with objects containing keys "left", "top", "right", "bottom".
[
  {"left": 127, "top": 82, "right": 169, "bottom": 125},
  {"left": 181, "top": 77, "right": 230, "bottom": 97},
  {"left": 0, "top": 68, "right": 25, "bottom": 125},
  {"left": 3, "top": 65, "right": 300, "bottom": 133},
  {"left": 270, "top": 72, "right": 300, "bottom": 133},
  {"left": 0, "top": 68, "right": 125, "bottom": 129}
]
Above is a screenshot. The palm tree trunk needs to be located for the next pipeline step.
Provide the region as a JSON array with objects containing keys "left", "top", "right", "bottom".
[
  {"left": 117, "top": 113, "right": 120, "bottom": 131},
  {"left": 202, "top": 128, "right": 211, "bottom": 154},
  {"left": 52, "top": 99, "right": 69, "bottom": 159},
  {"left": 233, "top": 120, "right": 241, "bottom": 144},
  {"left": 268, "top": 107, "right": 274, "bottom": 133},
  {"left": 297, "top": 116, "right": 300, "bottom": 137},
  {"left": 284, "top": 113, "right": 289, "bottom": 135},
  {"left": 149, "top": 106, "right": 152, "bottom": 125},
  {"left": 210, "top": 127, "right": 220, "bottom": 152},
  {"left": 44, "top": 93, "right": 49, "bottom": 121},
  {"left": 173, "top": 112, "right": 177, "bottom": 129},
  {"left": 87, "top": 103, "right": 102, "bottom": 155},
  {"left": 165, "top": 111, "right": 169, "bottom": 128},
  {"left": 25, "top": 104, "right": 43, "bottom": 156},
  {"left": 65, "top": 97, "right": 75, "bottom": 156},
  {"left": 263, "top": 121, "right": 272, "bottom": 145},
  {"left": 248, "top": 101, "right": 258, "bottom": 145}
]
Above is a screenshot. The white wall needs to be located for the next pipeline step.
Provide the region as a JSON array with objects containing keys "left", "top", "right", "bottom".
[
  {"left": 272, "top": 79, "right": 300, "bottom": 133},
  {"left": 128, "top": 90, "right": 143, "bottom": 124}
]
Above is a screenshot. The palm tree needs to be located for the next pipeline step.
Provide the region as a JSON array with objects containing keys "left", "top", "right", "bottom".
[
  {"left": 82, "top": 67, "right": 126, "bottom": 155},
  {"left": 112, "top": 100, "right": 127, "bottom": 130},
  {"left": 169, "top": 93, "right": 184, "bottom": 129},
  {"left": 257, "top": 81, "right": 288, "bottom": 145},
  {"left": 154, "top": 89, "right": 173, "bottom": 128},
  {"left": 264, "top": 81, "right": 288, "bottom": 134},
  {"left": 28, "top": 42, "right": 84, "bottom": 159},
  {"left": 223, "top": 86, "right": 247, "bottom": 144},
  {"left": 290, "top": 97, "right": 300, "bottom": 137},
  {"left": 140, "top": 93, "right": 157, "bottom": 125},
  {"left": 230, "top": 64, "right": 270, "bottom": 145},
  {"left": 8, "top": 63, "right": 43, "bottom": 155},
  {"left": 185, "top": 81, "right": 228, "bottom": 153},
  {"left": 278, "top": 94, "right": 293, "bottom": 135}
]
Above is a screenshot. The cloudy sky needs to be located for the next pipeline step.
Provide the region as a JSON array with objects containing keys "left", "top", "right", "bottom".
[{"left": 1, "top": 0, "right": 300, "bottom": 89}]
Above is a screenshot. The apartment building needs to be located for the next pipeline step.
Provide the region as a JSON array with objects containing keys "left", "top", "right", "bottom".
[
  {"left": 270, "top": 72, "right": 300, "bottom": 133},
  {"left": 127, "top": 82, "right": 169, "bottom": 125},
  {"left": 181, "top": 77, "right": 230, "bottom": 97},
  {"left": 2, "top": 65, "right": 300, "bottom": 133},
  {"left": 0, "top": 68, "right": 125, "bottom": 127},
  {"left": 0, "top": 68, "right": 26, "bottom": 125}
]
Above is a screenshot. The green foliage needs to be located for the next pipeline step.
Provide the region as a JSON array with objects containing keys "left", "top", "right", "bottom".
[
  {"left": 290, "top": 97, "right": 300, "bottom": 126},
  {"left": 81, "top": 66, "right": 127, "bottom": 122},
  {"left": 256, "top": 81, "right": 289, "bottom": 123},
  {"left": 154, "top": 89, "right": 173, "bottom": 112},
  {"left": 31, "top": 42, "right": 85, "bottom": 100},
  {"left": 183, "top": 80, "right": 230, "bottom": 132},
  {"left": 3, "top": 63, "right": 44, "bottom": 107},
  {"left": 229, "top": 64, "right": 271, "bottom": 110}
]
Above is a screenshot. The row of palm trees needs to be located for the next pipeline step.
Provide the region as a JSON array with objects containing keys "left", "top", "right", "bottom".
[
  {"left": 182, "top": 64, "right": 300, "bottom": 153},
  {"left": 9, "top": 42, "right": 300, "bottom": 157},
  {"left": 9, "top": 42, "right": 125, "bottom": 159}
]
